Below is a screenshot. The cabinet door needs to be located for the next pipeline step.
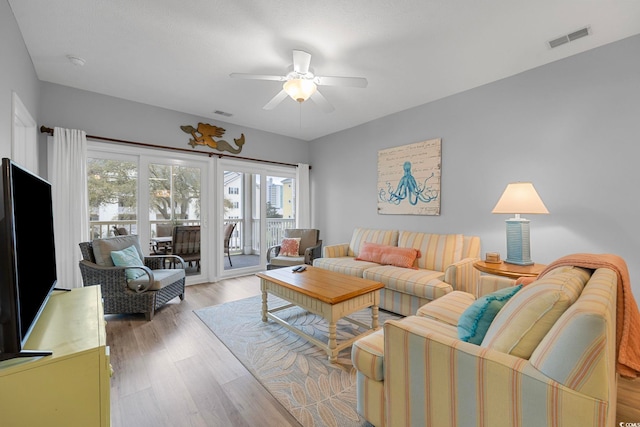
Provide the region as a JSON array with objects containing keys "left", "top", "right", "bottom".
[{"left": 0, "top": 351, "right": 104, "bottom": 426}]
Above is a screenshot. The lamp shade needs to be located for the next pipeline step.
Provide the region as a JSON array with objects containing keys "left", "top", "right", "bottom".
[
  {"left": 283, "top": 79, "right": 317, "bottom": 103},
  {"left": 492, "top": 182, "right": 549, "bottom": 215},
  {"left": 492, "top": 182, "right": 548, "bottom": 266}
]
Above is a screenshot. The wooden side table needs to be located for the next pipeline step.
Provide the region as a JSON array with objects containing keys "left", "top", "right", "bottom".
[{"left": 473, "top": 260, "right": 547, "bottom": 280}]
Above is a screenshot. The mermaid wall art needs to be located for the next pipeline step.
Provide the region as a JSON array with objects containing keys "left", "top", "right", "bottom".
[{"left": 377, "top": 138, "right": 441, "bottom": 215}]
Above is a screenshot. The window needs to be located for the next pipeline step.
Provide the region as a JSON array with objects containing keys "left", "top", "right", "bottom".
[
  {"left": 149, "top": 163, "right": 201, "bottom": 224},
  {"left": 87, "top": 158, "right": 138, "bottom": 238}
]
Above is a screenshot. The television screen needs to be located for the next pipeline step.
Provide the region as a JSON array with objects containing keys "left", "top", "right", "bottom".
[{"left": 0, "top": 158, "right": 57, "bottom": 360}]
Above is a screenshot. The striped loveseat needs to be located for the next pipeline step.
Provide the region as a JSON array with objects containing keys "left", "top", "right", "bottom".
[
  {"left": 313, "top": 228, "right": 481, "bottom": 315},
  {"left": 352, "top": 264, "right": 618, "bottom": 427}
]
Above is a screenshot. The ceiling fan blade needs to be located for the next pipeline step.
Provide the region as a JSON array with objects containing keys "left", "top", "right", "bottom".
[
  {"left": 292, "top": 50, "right": 312, "bottom": 74},
  {"left": 315, "top": 75, "right": 368, "bottom": 88},
  {"left": 230, "top": 73, "right": 286, "bottom": 82},
  {"left": 263, "top": 90, "right": 289, "bottom": 110},
  {"left": 310, "top": 90, "right": 335, "bottom": 113}
]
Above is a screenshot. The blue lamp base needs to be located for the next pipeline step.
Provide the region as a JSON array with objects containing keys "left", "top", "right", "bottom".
[{"left": 504, "top": 218, "right": 534, "bottom": 266}]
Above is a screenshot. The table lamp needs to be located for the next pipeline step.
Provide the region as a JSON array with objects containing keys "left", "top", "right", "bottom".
[{"left": 492, "top": 182, "right": 549, "bottom": 265}]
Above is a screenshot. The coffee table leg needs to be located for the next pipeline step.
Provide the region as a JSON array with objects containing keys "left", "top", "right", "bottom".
[
  {"left": 328, "top": 321, "right": 338, "bottom": 362},
  {"left": 371, "top": 304, "right": 379, "bottom": 329},
  {"left": 261, "top": 288, "right": 268, "bottom": 322}
]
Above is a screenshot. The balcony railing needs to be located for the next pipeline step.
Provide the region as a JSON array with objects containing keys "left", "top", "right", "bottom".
[{"left": 89, "top": 218, "right": 296, "bottom": 255}]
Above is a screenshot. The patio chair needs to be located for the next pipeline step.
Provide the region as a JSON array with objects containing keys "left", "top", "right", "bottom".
[
  {"left": 223, "top": 222, "right": 236, "bottom": 266},
  {"left": 112, "top": 225, "right": 128, "bottom": 236},
  {"left": 172, "top": 225, "right": 201, "bottom": 271},
  {"left": 266, "top": 228, "right": 322, "bottom": 270},
  {"left": 79, "top": 235, "right": 186, "bottom": 320},
  {"left": 151, "top": 223, "right": 173, "bottom": 255}
]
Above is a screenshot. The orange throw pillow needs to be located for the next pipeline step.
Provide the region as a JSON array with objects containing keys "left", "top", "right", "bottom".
[
  {"left": 356, "top": 242, "right": 385, "bottom": 263},
  {"left": 357, "top": 242, "right": 419, "bottom": 268},
  {"left": 280, "top": 237, "right": 301, "bottom": 257},
  {"left": 380, "top": 247, "right": 419, "bottom": 268}
]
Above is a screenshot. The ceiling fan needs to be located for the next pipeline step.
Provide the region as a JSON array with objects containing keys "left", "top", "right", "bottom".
[{"left": 230, "top": 50, "right": 368, "bottom": 113}]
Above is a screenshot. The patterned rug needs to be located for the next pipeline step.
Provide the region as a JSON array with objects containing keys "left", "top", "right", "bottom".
[{"left": 194, "top": 295, "right": 400, "bottom": 427}]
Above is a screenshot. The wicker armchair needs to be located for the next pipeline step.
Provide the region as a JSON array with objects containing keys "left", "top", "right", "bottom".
[
  {"left": 266, "top": 228, "right": 322, "bottom": 270},
  {"left": 79, "top": 235, "right": 186, "bottom": 320}
]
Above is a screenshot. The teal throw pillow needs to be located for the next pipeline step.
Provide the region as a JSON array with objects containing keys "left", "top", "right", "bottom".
[
  {"left": 458, "top": 285, "right": 523, "bottom": 344},
  {"left": 110, "top": 245, "right": 146, "bottom": 281}
]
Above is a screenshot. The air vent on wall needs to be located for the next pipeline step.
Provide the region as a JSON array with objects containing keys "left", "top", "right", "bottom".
[
  {"left": 213, "top": 110, "right": 233, "bottom": 117},
  {"left": 548, "top": 26, "right": 591, "bottom": 49}
]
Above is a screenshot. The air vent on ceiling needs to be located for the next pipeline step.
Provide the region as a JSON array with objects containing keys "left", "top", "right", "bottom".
[
  {"left": 213, "top": 110, "right": 233, "bottom": 117},
  {"left": 548, "top": 26, "right": 591, "bottom": 49}
]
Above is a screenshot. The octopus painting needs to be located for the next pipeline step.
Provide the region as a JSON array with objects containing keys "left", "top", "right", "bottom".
[
  {"left": 377, "top": 138, "right": 441, "bottom": 215},
  {"left": 379, "top": 161, "right": 439, "bottom": 206}
]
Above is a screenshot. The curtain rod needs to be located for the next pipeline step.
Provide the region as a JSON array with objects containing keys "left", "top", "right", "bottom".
[{"left": 39, "top": 126, "right": 307, "bottom": 169}]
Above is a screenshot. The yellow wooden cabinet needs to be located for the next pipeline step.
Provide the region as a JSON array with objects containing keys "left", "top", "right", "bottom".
[{"left": 0, "top": 286, "right": 110, "bottom": 427}]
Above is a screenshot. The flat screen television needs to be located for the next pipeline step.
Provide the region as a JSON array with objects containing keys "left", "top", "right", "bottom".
[{"left": 0, "top": 158, "right": 57, "bottom": 361}]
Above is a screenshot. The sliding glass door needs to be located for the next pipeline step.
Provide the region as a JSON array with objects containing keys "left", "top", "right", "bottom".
[
  {"left": 218, "top": 159, "right": 296, "bottom": 278},
  {"left": 87, "top": 141, "right": 302, "bottom": 282},
  {"left": 148, "top": 162, "right": 202, "bottom": 273},
  {"left": 87, "top": 142, "right": 210, "bottom": 285},
  {"left": 141, "top": 156, "right": 208, "bottom": 283}
]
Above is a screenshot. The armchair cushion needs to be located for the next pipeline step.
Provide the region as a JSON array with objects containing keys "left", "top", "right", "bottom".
[
  {"left": 481, "top": 267, "right": 591, "bottom": 358},
  {"left": 284, "top": 229, "right": 319, "bottom": 254},
  {"left": 129, "top": 268, "right": 185, "bottom": 292},
  {"left": 279, "top": 237, "right": 301, "bottom": 257},
  {"left": 92, "top": 235, "right": 144, "bottom": 266},
  {"left": 457, "top": 284, "right": 522, "bottom": 344},
  {"left": 110, "top": 245, "right": 147, "bottom": 280},
  {"left": 417, "top": 290, "right": 476, "bottom": 326},
  {"left": 269, "top": 255, "right": 306, "bottom": 268}
]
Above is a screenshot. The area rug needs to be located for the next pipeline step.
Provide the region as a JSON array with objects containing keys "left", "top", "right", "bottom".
[{"left": 194, "top": 295, "right": 400, "bottom": 427}]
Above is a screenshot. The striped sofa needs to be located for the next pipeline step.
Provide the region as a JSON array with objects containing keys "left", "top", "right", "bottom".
[
  {"left": 312, "top": 228, "right": 481, "bottom": 315},
  {"left": 352, "top": 265, "right": 618, "bottom": 427}
]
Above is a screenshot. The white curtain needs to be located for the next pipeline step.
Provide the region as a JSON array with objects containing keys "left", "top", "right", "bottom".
[
  {"left": 50, "top": 127, "right": 89, "bottom": 289},
  {"left": 296, "top": 163, "right": 311, "bottom": 228}
]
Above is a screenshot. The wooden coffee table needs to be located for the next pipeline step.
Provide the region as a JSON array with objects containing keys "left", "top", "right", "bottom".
[{"left": 256, "top": 265, "right": 384, "bottom": 363}]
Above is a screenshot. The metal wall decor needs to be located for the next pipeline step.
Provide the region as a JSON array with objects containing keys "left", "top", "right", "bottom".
[
  {"left": 180, "top": 123, "right": 245, "bottom": 154},
  {"left": 377, "top": 138, "right": 441, "bottom": 215}
]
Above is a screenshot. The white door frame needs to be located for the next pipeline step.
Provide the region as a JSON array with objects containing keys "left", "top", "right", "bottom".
[
  {"left": 217, "top": 158, "right": 296, "bottom": 279},
  {"left": 11, "top": 92, "right": 38, "bottom": 174},
  {"left": 88, "top": 141, "right": 212, "bottom": 286}
]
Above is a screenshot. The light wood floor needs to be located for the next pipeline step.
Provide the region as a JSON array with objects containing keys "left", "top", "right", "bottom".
[{"left": 107, "top": 275, "right": 640, "bottom": 427}]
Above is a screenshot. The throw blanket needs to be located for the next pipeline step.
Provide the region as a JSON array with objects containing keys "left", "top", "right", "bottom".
[{"left": 518, "top": 254, "right": 640, "bottom": 378}]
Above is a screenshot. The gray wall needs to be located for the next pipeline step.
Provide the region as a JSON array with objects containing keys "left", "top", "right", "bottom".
[
  {"left": 310, "top": 34, "right": 640, "bottom": 298},
  {"left": 0, "top": 0, "right": 41, "bottom": 160},
  {"left": 3, "top": 0, "right": 639, "bottom": 300},
  {"left": 39, "top": 82, "right": 310, "bottom": 169}
]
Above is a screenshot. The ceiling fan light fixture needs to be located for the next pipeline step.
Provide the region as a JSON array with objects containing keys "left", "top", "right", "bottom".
[{"left": 283, "top": 79, "right": 317, "bottom": 103}]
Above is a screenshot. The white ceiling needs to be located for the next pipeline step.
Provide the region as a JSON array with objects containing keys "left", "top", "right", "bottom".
[{"left": 8, "top": 0, "right": 640, "bottom": 141}]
